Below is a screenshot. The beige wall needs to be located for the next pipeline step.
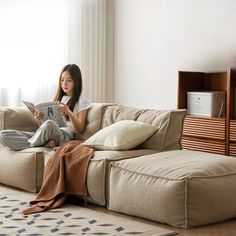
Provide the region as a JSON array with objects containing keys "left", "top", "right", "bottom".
[{"left": 114, "top": 0, "right": 236, "bottom": 109}]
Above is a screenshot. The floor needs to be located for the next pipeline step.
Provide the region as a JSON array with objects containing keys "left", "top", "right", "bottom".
[
  {"left": 1, "top": 183, "right": 235, "bottom": 236},
  {"left": 93, "top": 204, "right": 236, "bottom": 236}
]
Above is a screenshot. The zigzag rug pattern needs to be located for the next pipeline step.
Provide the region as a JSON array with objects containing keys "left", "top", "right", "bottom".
[{"left": 0, "top": 192, "right": 176, "bottom": 235}]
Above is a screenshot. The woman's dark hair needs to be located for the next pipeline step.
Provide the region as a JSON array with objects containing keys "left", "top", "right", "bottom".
[{"left": 54, "top": 64, "right": 82, "bottom": 118}]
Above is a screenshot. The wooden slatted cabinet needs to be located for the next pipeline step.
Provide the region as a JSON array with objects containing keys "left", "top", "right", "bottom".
[
  {"left": 230, "top": 120, "right": 236, "bottom": 156},
  {"left": 178, "top": 69, "right": 236, "bottom": 156},
  {"left": 182, "top": 116, "right": 225, "bottom": 155}
]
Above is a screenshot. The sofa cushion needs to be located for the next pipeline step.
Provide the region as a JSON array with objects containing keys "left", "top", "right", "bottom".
[
  {"left": 87, "top": 148, "right": 158, "bottom": 206},
  {"left": 0, "top": 107, "right": 37, "bottom": 132},
  {"left": 102, "top": 105, "right": 186, "bottom": 151},
  {"left": 43, "top": 148, "right": 158, "bottom": 206},
  {"left": 0, "top": 143, "right": 44, "bottom": 192},
  {"left": 78, "top": 103, "right": 116, "bottom": 140},
  {"left": 108, "top": 150, "right": 236, "bottom": 228},
  {"left": 0, "top": 141, "right": 158, "bottom": 206},
  {"left": 83, "top": 120, "right": 159, "bottom": 151}
]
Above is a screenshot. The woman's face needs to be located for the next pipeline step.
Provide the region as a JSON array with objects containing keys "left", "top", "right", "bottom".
[{"left": 60, "top": 70, "right": 74, "bottom": 96}]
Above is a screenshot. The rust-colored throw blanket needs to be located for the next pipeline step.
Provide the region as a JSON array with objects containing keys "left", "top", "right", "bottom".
[{"left": 21, "top": 140, "right": 94, "bottom": 216}]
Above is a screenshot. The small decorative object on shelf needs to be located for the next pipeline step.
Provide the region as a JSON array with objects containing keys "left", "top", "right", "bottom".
[{"left": 178, "top": 69, "right": 236, "bottom": 156}]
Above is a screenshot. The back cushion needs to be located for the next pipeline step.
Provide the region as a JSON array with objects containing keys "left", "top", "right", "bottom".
[
  {"left": 78, "top": 103, "right": 116, "bottom": 141},
  {"left": 102, "top": 105, "right": 186, "bottom": 151},
  {"left": 0, "top": 107, "right": 37, "bottom": 132}
]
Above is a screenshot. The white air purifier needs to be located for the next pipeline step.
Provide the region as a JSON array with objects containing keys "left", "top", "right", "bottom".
[{"left": 187, "top": 91, "right": 226, "bottom": 117}]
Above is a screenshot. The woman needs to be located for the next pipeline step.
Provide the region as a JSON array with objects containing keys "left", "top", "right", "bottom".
[{"left": 0, "top": 64, "right": 91, "bottom": 150}]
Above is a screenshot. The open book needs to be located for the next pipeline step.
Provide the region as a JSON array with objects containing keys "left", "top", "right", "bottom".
[{"left": 23, "top": 101, "right": 67, "bottom": 127}]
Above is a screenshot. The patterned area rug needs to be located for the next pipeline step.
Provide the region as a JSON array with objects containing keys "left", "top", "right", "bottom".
[{"left": 0, "top": 185, "right": 177, "bottom": 235}]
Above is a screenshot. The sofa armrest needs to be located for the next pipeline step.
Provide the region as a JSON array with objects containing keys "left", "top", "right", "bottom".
[{"left": 0, "top": 106, "right": 38, "bottom": 132}]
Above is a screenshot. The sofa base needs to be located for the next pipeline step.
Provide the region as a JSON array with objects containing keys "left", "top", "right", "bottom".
[
  {"left": 0, "top": 143, "right": 45, "bottom": 193},
  {"left": 0, "top": 142, "right": 158, "bottom": 207},
  {"left": 108, "top": 150, "right": 236, "bottom": 228}
]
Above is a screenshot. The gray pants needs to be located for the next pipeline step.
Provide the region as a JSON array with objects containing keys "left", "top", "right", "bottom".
[{"left": 0, "top": 120, "right": 73, "bottom": 151}]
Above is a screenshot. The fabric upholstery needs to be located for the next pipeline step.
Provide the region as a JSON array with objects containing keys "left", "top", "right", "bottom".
[
  {"left": 0, "top": 106, "right": 37, "bottom": 132},
  {"left": 45, "top": 148, "right": 159, "bottom": 206},
  {"left": 83, "top": 120, "right": 159, "bottom": 151},
  {"left": 0, "top": 143, "right": 44, "bottom": 192},
  {"left": 101, "top": 105, "right": 186, "bottom": 151},
  {"left": 108, "top": 150, "right": 236, "bottom": 228},
  {"left": 0, "top": 103, "right": 185, "bottom": 208},
  {"left": 78, "top": 103, "right": 116, "bottom": 141},
  {"left": 86, "top": 149, "right": 158, "bottom": 206}
]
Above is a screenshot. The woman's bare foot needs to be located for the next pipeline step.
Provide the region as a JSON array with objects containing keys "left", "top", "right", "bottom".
[
  {"left": 20, "top": 212, "right": 27, "bottom": 218},
  {"left": 44, "top": 140, "right": 56, "bottom": 149},
  {"left": 53, "top": 146, "right": 59, "bottom": 151}
]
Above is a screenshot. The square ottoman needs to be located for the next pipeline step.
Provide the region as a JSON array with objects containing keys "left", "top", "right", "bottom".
[{"left": 108, "top": 150, "right": 236, "bottom": 228}]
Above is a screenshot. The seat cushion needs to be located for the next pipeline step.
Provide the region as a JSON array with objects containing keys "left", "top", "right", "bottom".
[
  {"left": 87, "top": 149, "right": 158, "bottom": 206},
  {"left": 0, "top": 142, "right": 157, "bottom": 206},
  {"left": 0, "top": 143, "right": 45, "bottom": 192},
  {"left": 46, "top": 147, "right": 158, "bottom": 206},
  {"left": 108, "top": 150, "right": 236, "bottom": 228}
]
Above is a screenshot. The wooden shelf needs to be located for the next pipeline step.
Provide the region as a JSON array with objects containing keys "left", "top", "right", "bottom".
[
  {"left": 183, "top": 115, "right": 225, "bottom": 140},
  {"left": 178, "top": 69, "right": 236, "bottom": 156},
  {"left": 182, "top": 138, "right": 225, "bottom": 155},
  {"left": 230, "top": 143, "right": 236, "bottom": 156},
  {"left": 230, "top": 120, "right": 236, "bottom": 141}
]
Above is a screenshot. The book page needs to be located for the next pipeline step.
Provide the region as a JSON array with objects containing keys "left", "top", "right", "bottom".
[
  {"left": 35, "top": 101, "right": 67, "bottom": 127},
  {"left": 22, "top": 101, "right": 37, "bottom": 114}
]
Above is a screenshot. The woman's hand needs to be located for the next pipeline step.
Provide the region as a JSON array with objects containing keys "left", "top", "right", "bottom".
[
  {"left": 34, "top": 111, "right": 44, "bottom": 127},
  {"left": 59, "top": 102, "right": 71, "bottom": 116},
  {"left": 58, "top": 102, "right": 88, "bottom": 133}
]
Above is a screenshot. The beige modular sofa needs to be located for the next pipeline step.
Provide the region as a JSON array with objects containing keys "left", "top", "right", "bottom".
[
  {"left": 0, "top": 103, "right": 186, "bottom": 206},
  {"left": 2, "top": 103, "right": 236, "bottom": 228}
]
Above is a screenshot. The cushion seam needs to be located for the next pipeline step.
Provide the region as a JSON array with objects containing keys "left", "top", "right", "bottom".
[
  {"left": 111, "top": 163, "right": 184, "bottom": 181},
  {"left": 111, "top": 163, "right": 236, "bottom": 180},
  {"left": 161, "top": 112, "right": 171, "bottom": 151},
  {"left": 184, "top": 178, "right": 188, "bottom": 229},
  {"left": 186, "top": 171, "right": 236, "bottom": 179},
  {"left": 33, "top": 152, "right": 37, "bottom": 192},
  {"left": 0, "top": 110, "right": 4, "bottom": 130}
]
